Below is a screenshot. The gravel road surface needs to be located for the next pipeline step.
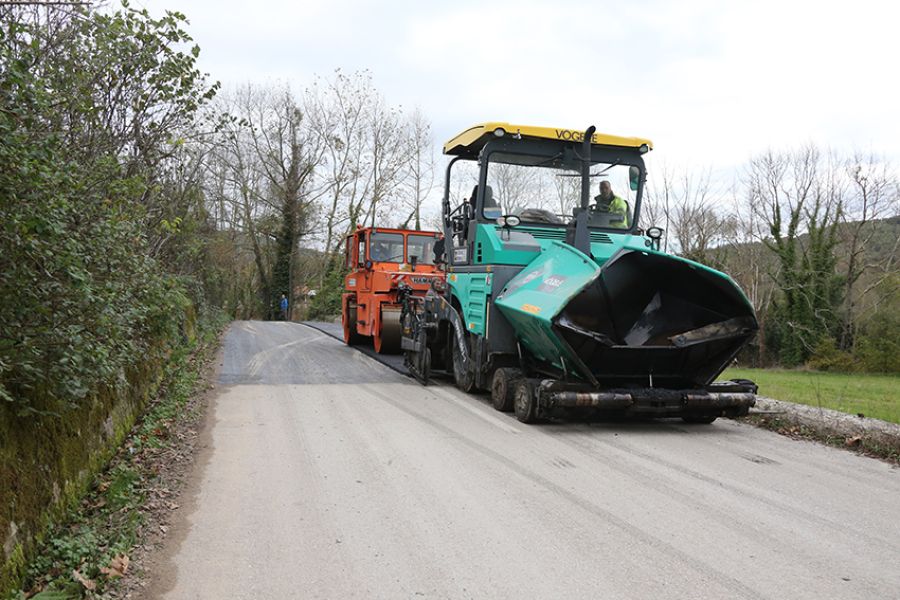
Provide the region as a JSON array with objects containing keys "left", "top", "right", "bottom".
[{"left": 149, "top": 321, "right": 900, "bottom": 600}]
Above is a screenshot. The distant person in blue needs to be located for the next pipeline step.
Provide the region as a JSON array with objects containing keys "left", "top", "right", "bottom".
[{"left": 280, "top": 293, "right": 289, "bottom": 321}]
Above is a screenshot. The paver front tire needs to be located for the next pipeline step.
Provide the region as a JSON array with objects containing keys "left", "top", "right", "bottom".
[
  {"left": 491, "top": 368, "right": 522, "bottom": 412},
  {"left": 451, "top": 332, "right": 476, "bottom": 393},
  {"left": 513, "top": 379, "right": 538, "bottom": 424}
]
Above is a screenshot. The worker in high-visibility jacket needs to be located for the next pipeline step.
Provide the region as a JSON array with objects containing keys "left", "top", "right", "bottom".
[{"left": 592, "top": 180, "right": 630, "bottom": 228}]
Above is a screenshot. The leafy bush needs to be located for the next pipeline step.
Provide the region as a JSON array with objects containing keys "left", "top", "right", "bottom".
[
  {"left": 307, "top": 257, "right": 346, "bottom": 321},
  {"left": 0, "top": 4, "right": 216, "bottom": 414},
  {"left": 855, "top": 310, "right": 900, "bottom": 373},
  {"left": 806, "top": 337, "right": 857, "bottom": 372}
]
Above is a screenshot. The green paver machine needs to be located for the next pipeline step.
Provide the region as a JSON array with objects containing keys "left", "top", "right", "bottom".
[{"left": 400, "top": 122, "right": 758, "bottom": 423}]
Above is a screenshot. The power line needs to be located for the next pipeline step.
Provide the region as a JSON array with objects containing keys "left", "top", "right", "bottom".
[{"left": 0, "top": 2, "right": 91, "bottom": 6}]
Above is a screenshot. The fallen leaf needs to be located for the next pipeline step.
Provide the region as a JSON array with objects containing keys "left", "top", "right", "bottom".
[
  {"left": 100, "top": 554, "right": 130, "bottom": 579},
  {"left": 845, "top": 436, "right": 862, "bottom": 447},
  {"left": 72, "top": 569, "right": 97, "bottom": 591},
  {"left": 159, "top": 524, "right": 168, "bottom": 533}
]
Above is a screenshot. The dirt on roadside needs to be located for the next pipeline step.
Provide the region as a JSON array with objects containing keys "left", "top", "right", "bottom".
[
  {"left": 742, "top": 396, "right": 900, "bottom": 465},
  {"left": 109, "top": 336, "right": 225, "bottom": 599}
]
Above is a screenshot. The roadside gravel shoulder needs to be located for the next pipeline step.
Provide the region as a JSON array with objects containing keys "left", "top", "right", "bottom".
[
  {"left": 114, "top": 329, "right": 226, "bottom": 599},
  {"left": 743, "top": 396, "right": 900, "bottom": 464}
]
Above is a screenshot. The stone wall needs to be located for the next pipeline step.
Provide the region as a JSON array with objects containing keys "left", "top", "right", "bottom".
[{"left": 0, "top": 310, "right": 196, "bottom": 593}]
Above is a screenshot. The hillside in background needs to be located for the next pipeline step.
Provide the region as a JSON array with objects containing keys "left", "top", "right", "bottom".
[{"left": 697, "top": 215, "right": 900, "bottom": 369}]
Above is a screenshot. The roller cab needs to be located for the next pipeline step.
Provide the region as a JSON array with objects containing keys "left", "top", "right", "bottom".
[{"left": 342, "top": 226, "right": 443, "bottom": 353}]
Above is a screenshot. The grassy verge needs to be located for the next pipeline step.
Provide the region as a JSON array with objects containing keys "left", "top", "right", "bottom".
[
  {"left": 10, "top": 310, "right": 229, "bottom": 600},
  {"left": 722, "top": 368, "right": 899, "bottom": 424}
]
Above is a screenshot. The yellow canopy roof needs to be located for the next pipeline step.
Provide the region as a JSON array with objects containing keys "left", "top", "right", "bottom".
[{"left": 443, "top": 122, "right": 653, "bottom": 157}]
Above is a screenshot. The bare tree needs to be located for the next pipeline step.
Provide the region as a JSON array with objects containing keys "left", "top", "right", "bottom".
[
  {"left": 724, "top": 182, "right": 777, "bottom": 362},
  {"left": 253, "top": 87, "right": 324, "bottom": 315},
  {"left": 746, "top": 146, "right": 843, "bottom": 364},
  {"left": 641, "top": 165, "right": 673, "bottom": 250},
  {"left": 362, "top": 97, "right": 407, "bottom": 228},
  {"left": 304, "top": 70, "right": 375, "bottom": 262},
  {"left": 204, "top": 84, "right": 324, "bottom": 315},
  {"left": 642, "top": 166, "right": 730, "bottom": 263},
  {"left": 551, "top": 174, "right": 581, "bottom": 217},
  {"left": 303, "top": 70, "right": 420, "bottom": 306},
  {"left": 488, "top": 162, "right": 539, "bottom": 214},
  {"left": 398, "top": 108, "right": 436, "bottom": 230},
  {"left": 837, "top": 153, "right": 900, "bottom": 348}
]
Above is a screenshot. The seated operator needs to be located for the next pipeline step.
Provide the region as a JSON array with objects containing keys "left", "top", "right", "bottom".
[
  {"left": 432, "top": 234, "right": 446, "bottom": 267},
  {"left": 371, "top": 241, "right": 390, "bottom": 262},
  {"left": 591, "top": 180, "right": 630, "bottom": 229}
]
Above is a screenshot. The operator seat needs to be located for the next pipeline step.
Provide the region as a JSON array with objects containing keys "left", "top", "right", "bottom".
[
  {"left": 482, "top": 185, "right": 502, "bottom": 219},
  {"left": 468, "top": 184, "right": 501, "bottom": 219},
  {"left": 468, "top": 185, "right": 478, "bottom": 218}
]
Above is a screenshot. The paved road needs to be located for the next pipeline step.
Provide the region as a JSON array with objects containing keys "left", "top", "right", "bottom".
[
  {"left": 301, "top": 320, "right": 407, "bottom": 374},
  {"left": 151, "top": 321, "right": 900, "bottom": 600}
]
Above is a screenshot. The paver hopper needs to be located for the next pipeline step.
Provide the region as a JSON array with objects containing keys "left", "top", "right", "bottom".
[{"left": 495, "top": 241, "right": 757, "bottom": 389}]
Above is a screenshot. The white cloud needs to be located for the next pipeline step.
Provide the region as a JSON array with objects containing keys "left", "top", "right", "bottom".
[{"left": 139, "top": 0, "right": 900, "bottom": 171}]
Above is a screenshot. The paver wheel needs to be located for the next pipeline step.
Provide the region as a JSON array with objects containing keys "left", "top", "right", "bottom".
[
  {"left": 513, "top": 379, "right": 538, "bottom": 424},
  {"left": 491, "top": 368, "right": 522, "bottom": 412},
  {"left": 451, "top": 332, "right": 476, "bottom": 393}
]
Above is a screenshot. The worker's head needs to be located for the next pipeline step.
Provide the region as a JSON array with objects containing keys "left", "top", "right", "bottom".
[{"left": 599, "top": 180, "right": 613, "bottom": 200}]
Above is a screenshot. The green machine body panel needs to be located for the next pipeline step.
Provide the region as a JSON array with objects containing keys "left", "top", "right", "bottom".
[
  {"left": 452, "top": 224, "right": 640, "bottom": 338},
  {"left": 472, "top": 223, "right": 648, "bottom": 266},
  {"left": 447, "top": 271, "right": 493, "bottom": 336},
  {"left": 493, "top": 241, "right": 599, "bottom": 365}
]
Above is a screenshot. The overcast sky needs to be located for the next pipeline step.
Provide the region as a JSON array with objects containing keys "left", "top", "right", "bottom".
[{"left": 139, "top": 0, "right": 900, "bottom": 175}]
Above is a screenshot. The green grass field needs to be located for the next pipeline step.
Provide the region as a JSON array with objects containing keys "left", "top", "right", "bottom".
[{"left": 721, "top": 368, "right": 900, "bottom": 424}]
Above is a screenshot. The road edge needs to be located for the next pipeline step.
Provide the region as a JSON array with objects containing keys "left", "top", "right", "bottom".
[{"left": 741, "top": 397, "right": 900, "bottom": 465}]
